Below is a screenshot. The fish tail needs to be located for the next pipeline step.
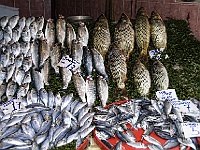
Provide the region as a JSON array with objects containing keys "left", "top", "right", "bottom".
[{"left": 139, "top": 49, "right": 148, "bottom": 64}]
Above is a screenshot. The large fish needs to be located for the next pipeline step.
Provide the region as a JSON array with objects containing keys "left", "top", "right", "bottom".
[
  {"left": 108, "top": 44, "right": 127, "bottom": 95},
  {"left": 93, "top": 14, "right": 111, "bottom": 60},
  {"left": 77, "top": 22, "right": 89, "bottom": 47},
  {"left": 45, "top": 18, "right": 55, "bottom": 48},
  {"left": 150, "top": 59, "right": 169, "bottom": 91},
  {"left": 135, "top": 7, "right": 150, "bottom": 64},
  {"left": 56, "top": 15, "right": 66, "bottom": 49},
  {"left": 113, "top": 13, "right": 134, "bottom": 60},
  {"left": 50, "top": 43, "right": 61, "bottom": 75},
  {"left": 150, "top": 10, "right": 167, "bottom": 52},
  {"left": 66, "top": 23, "right": 76, "bottom": 54},
  {"left": 132, "top": 59, "right": 151, "bottom": 97}
]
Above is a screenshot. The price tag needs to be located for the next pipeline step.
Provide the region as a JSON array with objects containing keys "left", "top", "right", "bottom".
[
  {"left": 57, "top": 55, "right": 80, "bottom": 72},
  {"left": 149, "top": 49, "right": 162, "bottom": 59},
  {"left": 170, "top": 100, "right": 199, "bottom": 114},
  {"left": 181, "top": 122, "right": 200, "bottom": 138},
  {"left": 156, "top": 89, "right": 178, "bottom": 101},
  {"left": 0, "top": 98, "right": 26, "bottom": 115}
]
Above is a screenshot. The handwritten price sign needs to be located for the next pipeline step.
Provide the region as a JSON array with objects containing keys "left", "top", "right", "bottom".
[
  {"left": 156, "top": 89, "right": 178, "bottom": 101},
  {"left": 170, "top": 100, "right": 199, "bottom": 114},
  {"left": 181, "top": 122, "right": 200, "bottom": 138},
  {"left": 57, "top": 55, "right": 80, "bottom": 72},
  {"left": 0, "top": 98, "right": 26, "bottom": 115},
  {"left": 149, "top": 49, "right": 162, "bottom": 59}
]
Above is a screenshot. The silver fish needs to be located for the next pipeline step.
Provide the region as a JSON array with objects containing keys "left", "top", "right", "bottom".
[
  {"left": 66, "top": 23, "right": 76, "bottom": 52},
  {"left": 83, "top": 46, "right": 93, "bottom": 77},
  {"left": 21, "top": 70, "right": 31, "bottom": 84},
  {"left": 31, "top": 68, "right": 44, "bottom": 92},
  {"left": 6, "top": 63, "right": 15, "bottom": 82},
  {"left": 30, "top": 40, "right": 39, "bottom": 69},
  {"left": 21, "top": 26, "right": 31, "bottom": 42},
  {"left": 0, "top": 81, "right": 6, "bottom": 101},
  {"left": 71, "top": 39, "right": 83, "bottom": 65},
  {"left": 0, "top": 16, "right": 9, "bottom": 29},
  {"left": 36, "top": 16, "right": 44, "bottom": 31},
  {"left": 0, "top": 48, "right": 10, "bottom": 67},
  {"left": 12, "top": 27, "right": 21, "bottom": 42},
  {"left": 0, "top": 67, "right": 7, "bottom": 85},
  {"left": 6, "top": 80, "right": 17, "bottom": 100},
  {"left": 41, "top": 58, "right": 50, "bottom": 86},
  {"left": 29, "top": 21, "right": 38, "bottom": 41},
  {"left": 14, "top": 66, "right": 25, "bottom": 86},
  {"left": 22, "top": 56, "right": 32, "bottom": 72},
  {"left": 86, "top": 76, "right": 96, "bottom": 108},
  {"left": 97, "top": 75, "right": 108, "bottom": 107},
  {"left": 39, "top": 38, "right": 50, "bottom": 68},
  {"left": 11, "top": 41, "right": 20, "bottom": 57},
  {"left": 56, "top": 15, "right": 66, "bottom": 48},
  {"left": 20, "top": 41, "right": 30, "bottom": 57},
  {"left": 39, "top": 88, "right": 49, "bottom": 106},
  {"left": 0, "top": 28, "right": 4, "bottom": 40},
  {"left": 45, "top": 18, "right": 55, "bottom": 48},
  {"left": 61, "top": 67, "right": 72, "bottom": 90},
  {"left": 17, "top": 83, "right": 29, "bottom": 99},
  {"left": 17, "top": 17, "right": 26, "bottom": 31},
  {"left": 8, "top": 15, "right": 19, "bottom": 29},
  {"left": 50, "top": 43, "right": 61, "bottom": 75},
  {"left": 77, "top": 21, "right": 89, "bottom": 46},
  {"left": 14, "top": 53, "right": 24, "bottom": 69}
]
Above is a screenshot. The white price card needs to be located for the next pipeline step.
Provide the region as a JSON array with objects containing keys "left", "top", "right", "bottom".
[
  {"left": 181, "top": 122, "right": 200, "bottom": 138},
  {"left": 170, "top": 100, "right": 199, "bottom": 114},
  {"left": 57, "top": 55, "right": 80, "bottom": 72},
  {"left": 0, "top": 98, "right": 26, "bottom": 115},
  {"left": 156, "top": 89, "right": 178, "bottom": 101},
  {"left": 149, "top": 49, "right": 162, "bottom": 59}
]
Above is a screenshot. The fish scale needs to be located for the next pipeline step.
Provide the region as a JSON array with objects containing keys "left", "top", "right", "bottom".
[{"left": 113, "top": 13, "right": 134, "bottom": 60}]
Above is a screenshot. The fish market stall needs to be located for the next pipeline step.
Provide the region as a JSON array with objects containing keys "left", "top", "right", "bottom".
[{"left": 0, "top": 6, "right": 200, "bottom": 150}]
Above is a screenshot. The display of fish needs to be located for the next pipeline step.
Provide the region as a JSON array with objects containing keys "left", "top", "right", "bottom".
[
  {"left": 77, "top": 21, "right": 89, "bottom": 47},
  {"left": 135, "top": 7, "right": 150, "bottom": 64},
  {"left": 108, "top": 44, "right": 127, "bottom": 95},
  {"left": 113, "top": 13, "right": 134, "bottom": 60},
  {"left": 151, "top": 59, "right": 169, "bottom": 91},
  {"left": 150, "top": 10, "right": 167, "bottom": 52},
  {"left": 56, "top": 15, "right": 66, "bottom": 49},
  {"left": 93, "top": 14, "right": 111, "bottom": 60},
  {"left": 132, "top": 59, "right": 151, "bottom": 97}
]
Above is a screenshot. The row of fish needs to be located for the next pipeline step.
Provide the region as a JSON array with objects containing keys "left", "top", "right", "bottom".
[
  {"left": 0, "top": 92, "right": 95, "bottom": 150},
  {"left": 94, "top": 98, "right": 200, "bottom": 150}
]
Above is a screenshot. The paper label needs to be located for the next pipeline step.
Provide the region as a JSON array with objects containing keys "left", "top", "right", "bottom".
[
  {"left": 170, "top": 100, "right": 199, "bottom": 113},
  {"left": 57, "top": 55, "right": 80, "bottom": 71},
  {"left": 0, "top": 98, "right": 26, "bottom": 115},
  {"left": 156, "top": 89, "right": 178, "bottom": 101},
  {"left": 149, "top": 49, "right": 162, "bottom": 59},
  {"left": 181, "top": 122, "right": 200, "bottom": 138}
]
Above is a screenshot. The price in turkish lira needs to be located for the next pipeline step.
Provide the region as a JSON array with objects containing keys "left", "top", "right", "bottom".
[
  {"left": 156, "top": 89, "right": 178, "bottom": 101},
  {"left": 181, "top": 122, "right": 200, "bottom": 138},
  {"left": 0, "top": 98, "right": 26, "bottom": 115}
]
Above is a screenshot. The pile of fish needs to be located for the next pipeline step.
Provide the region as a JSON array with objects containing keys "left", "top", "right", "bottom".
[
  {"left": 94, "top": 98, "right": 200, "bottom": 150},
  {"left": 0, "top": 92, "right": 95, "bottom": 150}
]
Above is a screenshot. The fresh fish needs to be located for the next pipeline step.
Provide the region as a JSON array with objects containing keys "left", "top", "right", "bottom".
[
  {"left": 135, "top": 7, "right": 150, "bottom": 63},
  {"left": 41, "top": 58, "right": 50, "bottom": 86},
  {"left": 39, "top": 88, "right": 49, "bottom": 106},
  {"left": 30, "top": 40, "right": 39, "bottom": 69},
  {"left": 31, "top": 68, "right": 44, "bottom": 92},
  {"left": 77, "top": 21, "right": 89, "bottom": 46},
  {"left": 0, "top": 16, "right": 9, "bottom": 29},
  {"left": 22, "top": 56, "right": 32, "bottom": 72},
  {"left": 151, "top": 59, "right": 169, "bottom": 91},
  {"left": 61, "top": 67, "right": 72, "bottom": 90},
  {"left": 21, "top": 26, "right": 31, "bottom": 42},
  {"left": 0, "top": 48, "right": 10, "bottom": 67},
  {"left": 6, "top": 80, "right": 17, "bottom": 100},
  {"left": 0, "top": 28, "right": 4, "bottom": 40},
  {"left": 29, "top": 21, "right": 38, "bottom": 41},
  {"left": 4, "top": 25, "right": 12, "bottom": 44},
  {"left": 17, "top": 83, "right": 29, "bottom": 99},
  {"left": 93, "top": 14, "right": 111, "bottom": 60},
  {"left": 7, "top": 53, "right": 15, "bottom": 67},
  {"left": 6, "top": 64, "right": 15, "bottom": 82},
  {"left": 12, "top": 27, "right": 21, "bottom": 42},
  {"left": 17, "top": 17, "right": 26, "bottom": 31},
  {"left": 20, "top": 41, "right": 30, "bottom": 57},
  {"left": 45, "top": 18, "right": 55, "bottom": 48},
  {"left": 73, "top": 72, "right": 86, "bottom": 102},
  {"left": 178, "top": 137, "right": 197, "bottom": 150},
  {"left": 36, "top": 16, "right": 44, "bottom": 31},
  {"left": 14, "top": 66, "right": 25, "bottom": 86},
  {"left": 97, "top": 75, "right": 108, "bottom": 107},
  {"left": 113, "top": 13, "right": 134, "bottom": 60},
  {"left": 91, "top": 48, "right": 108, "bottom": 79},
  {"left": 71, "top": 39, "right": 83, "bottom": 68},
  {"left": 0, "top": 81, "right": 6, "bottom": 100},
  {"left": 108, "top": 44, "right": 127, "bottom": 94},
  {"left": 39, "top": 38, "right": 50, "bottom": 68},
  {"left": 86, "top": 76, "right": 96, "bottom": 107},
  {"left": 132, "top": 59, "right": 151, "bottom": 97},
  {"left": 36, "top": 30, "right": 45, "bottom": 40},
  {"left": 0, "top": 67, "right": 7, "bottom": 85},
  {"left": 127, "top": 142, "right": 147, "bottom": 149},
  {"left": 82, "top": 46, "right": 93, "bottom": 77},
  {"left": 25, "top": 16, "right": 35, "bottom": 27},
  {"left": 163, "top": 138, "right": 179, "bottom": 149},
  {"left": 150, "top": 10, "right": 167, "bottom": 52},
  {"left": 56, "top": 15, "right": 66, "bottom": 48},
  {"left": 14, "top": 53, "right": 24, "bottom": 69},
  {"left": 66, "top": 23, "right": 76, "bottom": 53},
  {"left": 8, "top": 15, "right": 19, "bottom": 29},
  {"left": 50, "top": 43, "right": 61, "bottom": 75}
]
